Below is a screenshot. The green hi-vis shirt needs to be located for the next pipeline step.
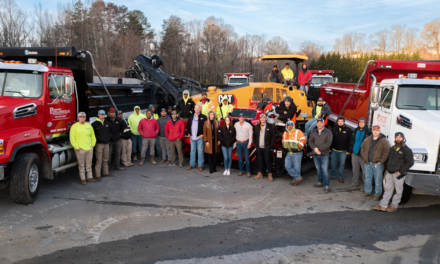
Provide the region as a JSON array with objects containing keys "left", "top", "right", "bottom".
[{"left": 70, "top": 122, "right": 96, "bottom": 151}]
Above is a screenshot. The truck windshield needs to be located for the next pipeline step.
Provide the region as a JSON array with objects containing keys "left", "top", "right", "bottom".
[
  {"left": 396, "top": 85, "right": 440, "bottom": 110},
  {"left": 311, "top": 77, "right": 332, "bottom": 85},
  {"left": 229, "top": 78, "right": 248, "bottom": 84},
  {"left": 0, "top": 70, "right": 43, "bottom": 98}
]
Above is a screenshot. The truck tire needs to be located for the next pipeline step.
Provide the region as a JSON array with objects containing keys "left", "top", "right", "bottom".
[
  {"left": 9, "top": 153, "right": 41, "bottom": 204},
  {"left": 399, "top": 183, "right": 412, "bottom": 204}
]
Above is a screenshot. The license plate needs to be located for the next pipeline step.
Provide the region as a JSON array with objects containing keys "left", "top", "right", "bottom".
[{"left": 277, "top": 150, "right": 283, "bottom": 158}]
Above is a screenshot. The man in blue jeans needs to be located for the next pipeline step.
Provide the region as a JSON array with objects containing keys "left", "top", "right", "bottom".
[
  {"left": 282, "top": 121, "right": 307, "bottom": 186},
  {"left": 309, "top": 118, "right": 333, "bottom": 193},
  {"left": 186, "top": 105, "right": 207, "bottom": 171},
  {"left": 360, "top": 125, "right": 390, "bottom": 201},
  {"left": 330, "top": 117, "right": 352, "bottom": 183},
  {"left": 234, "top": 113, "right": 253, "bottom": 177}
]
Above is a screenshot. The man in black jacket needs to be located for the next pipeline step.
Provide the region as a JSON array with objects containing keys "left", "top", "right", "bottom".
[
  {"left": 118, "top": 110, "right": 133, "bottom": 167},
  {"left": 330, "top": 117, "right": 352, "bottom": 183},
  {"left": 347, "top": 117, "right": 371, "bottom": 189},
  {"left": 106, "top": 107, "right": 125, "bottom": 171},
  {"left": 186, "top": 104, "right": 207, "bottom": 171},
  {"left": 372, "top": 132, "right": 414, "bottom": 213},
  {"left": 275, "top": 96, "right": 297, "bottom": 121},
  {"left": 92, "top": 110, "right": 113, "bottom": 180},
  {"left": 176, "top": 90, "right": 195, "bottom": 121},
  {"left": 253, "top": 114, "right": 276, "bottom": 182}
]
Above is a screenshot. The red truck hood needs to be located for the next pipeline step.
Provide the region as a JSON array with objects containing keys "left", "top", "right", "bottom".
[{"left": 0, "top": 96, "right": 42, "bottom": 125}]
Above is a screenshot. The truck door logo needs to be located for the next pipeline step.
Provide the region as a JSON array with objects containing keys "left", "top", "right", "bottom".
[
  {"left": 218, "top": 94, "right": 237, "bottom": 107},
  {"left": 377, "top": 114, "right": 387, "bottom": 127}
]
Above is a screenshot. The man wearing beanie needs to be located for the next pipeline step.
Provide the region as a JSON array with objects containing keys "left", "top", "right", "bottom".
[
  {"left": 372, "top": 132, "right": 414, "bottom": 212},
  {"left": 347, "top": 117, "right": 371, "bottom": 189},
  {"left": 330, "top": 117, "right": 352, "bottom": 183}
]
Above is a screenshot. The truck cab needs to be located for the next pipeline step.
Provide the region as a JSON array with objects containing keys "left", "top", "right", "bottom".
[
  {"left": 309, "top": 70, "right": 335, "bottom": 86},
  {"left": 223, "top": 73, "right": 253, "bottom": 86},
  {"left": 370, "top": 77, "right": 440, "bottom": 195}
]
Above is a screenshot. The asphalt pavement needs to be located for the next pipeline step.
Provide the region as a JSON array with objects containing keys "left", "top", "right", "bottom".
[{"left": 1, "top": 155, "right": 440, "bottom": 264}]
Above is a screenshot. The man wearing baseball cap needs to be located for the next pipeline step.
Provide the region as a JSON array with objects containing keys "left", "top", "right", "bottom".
[
  {"left": 106, "top": 107, "right": 125, "bottom": 171},
  {"left": 91, "top": 110, "right": 113, "bottom": 180},
  {"left": 372, "top": 132, "right": 414, "bottom": 212},
  {"left": 157, "top": 108, "right": 171, "bottom": 163},
  {"left": 70, "top": 112, "right": 96, "bottom": 185},
  {"left": 360, "top": 125, "right": 390, "bottom": 201},
  {"left": 234, "top": 112, "right": 253, "bottom": 176},
  {"left": 304, "top": 97, "right": 331, "bottom": 135},
  {"left": 197, "top": 91, "right": 215, "bottom": 117},
  {"left": 309, "top": 118, "right": 333, "bottom": 193},
  {"left": 253, "top": 113, "right": 276, "bottom": 181},
  {"left": 176, "top": 90, "right": 195, "bottom": 121},
  {"left": 283, "top": 121, "right": 306, "bottom": 186}
]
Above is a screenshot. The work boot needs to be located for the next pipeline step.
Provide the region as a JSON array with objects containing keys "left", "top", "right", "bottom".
[
  {"left": 387, "top": 206, "right": 397, "bottom": 213},
  {"left": 81, "top": 180, "right": 87, "bottom": 185},
  {"left": 161, "top": 159, "right": 166, "bottom": 163},
  {"left": 371, "top": 205, "right": 387, "bottom": 211},
  {"left": 324, "top": 186, "right": 330, "bottom": 193},
  {"left": 139, "top": 158, "right": 145, "bottom": 166},
  {"left": 268, "top": 173, "right": 273, "bottom": 182},
  {"left": 132, "top": 154, "right": 138, "bottom": 161},
  {"left": 151, "top": 155, "right": 157, "bottom": 165},
  {"left": 373, "top": 195, "right": 381, "bottom": 201},
  {"left": 96, "top": 177, "right": 101, "bottom": 182},
  {"left": 87, "top": 178, "right": 97, "bottom": 183},
  {"left": 254, "top": 172, "right": 263, "bottom": 179},
  {"left": 238, "top": 171, "right": 244, "bottom": 176},
  {"left": 362, "top": 192, "right": 372, "bottom": 197},
  {"left": 129, "top": 163, "right": 134, "bottom": 166},
  {"left": 198, "top": 167, "right": 203, "bottom": 171},
  {"left": 187, "top": 165, "right": 193, "bottom": 170},
  {"left": 313, "top": 182, "right": 324, "bottom": 187},
  {"left": 330, "top": 176, "right": 337, "bottom": 180},
  {"left": 246, "top": 172, "right": 251, "bottom": 177},
  {"left": 338, "top": 178, "right": 344, "bottom": 183},
  {"left": 123, "top": 163, "right": 131, "bottom": 167},
  {"left": 291, "top": 177, "right": 303, "bottom": 186},
  {"left": 102, "top": 174, "right": 114, "bottom": 177},
  {"left": 167, "top": 160, "right": 172, "bottom": 163}
]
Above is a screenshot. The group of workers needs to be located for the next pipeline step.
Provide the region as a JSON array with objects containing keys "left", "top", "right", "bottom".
[
  {"left": 70, "top": 80, "right": 414, "bottom": 213},
  {"left": 268, "top": 63, "right": 313, "bottom": 94}
]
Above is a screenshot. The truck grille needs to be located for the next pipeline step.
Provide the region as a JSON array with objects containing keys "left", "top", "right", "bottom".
[
  {"left": 13, "top": 103, "right": 37, "bottom": 119},
  {"left": 396, "top": 114, "right": 412, "bottom": 129},
  {"left": 231, "top": 109, "right": 257, "bottom": 119}
]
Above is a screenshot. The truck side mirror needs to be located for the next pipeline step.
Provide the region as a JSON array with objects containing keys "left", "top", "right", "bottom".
[
  {"left": 370, "top": 86, "right": 380, "bottom": 110},
  {"left": 65, "top": 76, "right": 74, "bottom": 95}
]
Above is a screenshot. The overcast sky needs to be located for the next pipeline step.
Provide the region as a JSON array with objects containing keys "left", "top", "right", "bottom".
[{"left": 20, "top": 0, "right": 440, "bottom": 51}]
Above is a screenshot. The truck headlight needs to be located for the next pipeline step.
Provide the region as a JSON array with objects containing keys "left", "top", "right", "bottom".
[
  {"left": 413, "top": 152, "right": 427, "bottom": 163},
  {"left": 0, "top": 139, "right": 3, "bottom": 155}
]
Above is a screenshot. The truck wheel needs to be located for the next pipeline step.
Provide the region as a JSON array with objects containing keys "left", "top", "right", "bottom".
[
  {"left": 9, "top": 153, "right": 41, "bottom": 204},
  {"left": 399, "top": 183, "right": 412, "bottom": 204}
]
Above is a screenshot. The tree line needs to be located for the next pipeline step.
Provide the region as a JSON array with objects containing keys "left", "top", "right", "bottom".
[
  {"left": 309, "top": 52, "right": 422, "bottom": 83},
  {"left": 0, "top": 0, "right": 439, "bottom": 83}
]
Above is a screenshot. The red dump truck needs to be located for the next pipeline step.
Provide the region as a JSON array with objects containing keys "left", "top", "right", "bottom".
[
  {"left": 0, "top": 47, "right": 160, "bottom": 204},
  {"left": 320, "top": 60, "right": 440, "bottom": 202}
]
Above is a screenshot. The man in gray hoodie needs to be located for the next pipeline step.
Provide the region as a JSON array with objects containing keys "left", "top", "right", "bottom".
[
  {"left": 158, "top": 108, "right": 171, "bottom": 163},
  {"left": 309, "top": 118, "right": 333, "bottom": 193}
]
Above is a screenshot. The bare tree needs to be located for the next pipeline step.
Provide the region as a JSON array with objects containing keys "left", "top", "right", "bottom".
[
  {"left": 333, "top": 37, "right": 342, "bottom": 53},
  {"left": 373, "top": 29, "right": 390, "bottom": 53},
  {"left": 299, "top": 40, "right": 324, "bottom": 63},
  {"left": 265, "top": 36, "right": 290, "bottom": 55},
  {"left": 0, "top": 0, "right": 32, "bottom": 47},
  {"left": 421, "top": 19, "right": 440, "bottom": 59},
  {"left": 390, "top": 25, "right": 406, "bottom": 52},
  {"left": 402, "top": 27, "right": 419, "bottom": 53}
]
